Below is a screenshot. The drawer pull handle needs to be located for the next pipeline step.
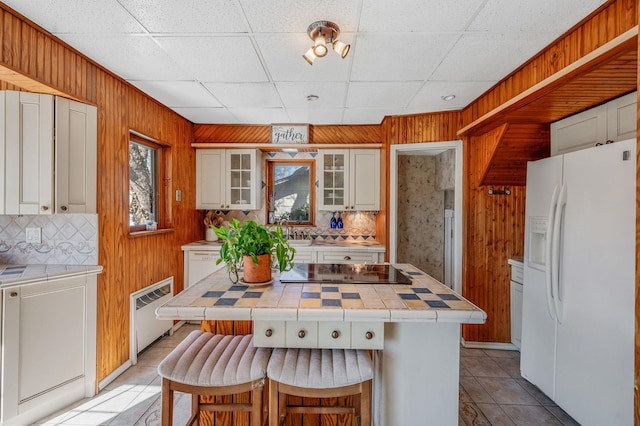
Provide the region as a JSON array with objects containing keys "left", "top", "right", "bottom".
[
  {"left": 265, "top": 329, "right": 273, "bottom": 337},
  {"left": 60, "top": 205, "right": 68, "bottom": 212},
  {"left": 41, "top": 205, "right": 49, "bottom": 211},
  {"left": 344, "top": 255, "right": 351, "bottom": 260},
  {"left": 365, "top": 331, "right": 374, "bottom": 340},
  {"left": 298, "top": 330, "right": 306, "bottom": 339},
  {"left": 9, "top": 291, "right": 18, "bottom": 298},
  {"left": 331, "top": 330, "right": 340, "bottom": 339}
]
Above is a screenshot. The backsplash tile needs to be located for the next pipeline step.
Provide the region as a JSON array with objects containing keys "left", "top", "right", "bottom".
[{"left": 0, "top": 214, "right": 98, "bottom": 265}]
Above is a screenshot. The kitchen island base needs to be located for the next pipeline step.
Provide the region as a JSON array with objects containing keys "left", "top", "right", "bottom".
[{"left": 379, "top": 322, "right": 460, "bottom": 426}]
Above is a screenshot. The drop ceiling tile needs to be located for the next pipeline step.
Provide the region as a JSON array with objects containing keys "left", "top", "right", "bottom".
[
  {"left": 342, "top": 108, "right": 398, "bottom": 125},
  {"left": 157, "top": 36, "right": 268, "bottom": 82},
  {"left": 468, "top": 0, "right": 608, "bottom": 32},
  {"left": 1, "top": 0, "right": 145, "bottom": 34},
  {"left": 347, "top": 82, "right": 423, "bottom": 108},
  {"left": 240, "top": 0, "right": 360, "bottom": 32},
  {"left": 255, "top": 34, "right": 352, "bottom": 82},
  {"left": 172, "top": 107, "right": 239, "bottom": 124},
  {"left": 350, "top": 33, "right": 459, "bottom": 82},
  {"left": 203, "top": 83, "right": 282, "bottom": 108},
  {"left": 430, "top": 32, "right": 551, "bottom": 82},
  {"left": 276, "top": 82, "right": 348, "bottom": 108},
  {"left": 406, "top": 81, "right": 494, "bottom": 112},
  {"left": 228, "top": 108, "right": 290, "bottom": 124},
  {"left": 128, "top": 81, "right": 221, "bottom": 108},
  {"left": 119, "top": 0, "right": 248, "bottom": 34},
  {"left": 286, "top": 108, "right": 345, "bottom": 125},
  {"left": 59, "top": 34, "right": 190, "bottom": 81},
  {"left": 359, "top": 0, "right": 486, "bottom": 32}
]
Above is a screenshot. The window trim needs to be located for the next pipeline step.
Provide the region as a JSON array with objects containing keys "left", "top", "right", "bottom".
[
  {"left": 127, "top": 131, "right": 172, "bottom": 234},
  {"left": 266, "top": 159, "right": 315, "bottom": 226}
]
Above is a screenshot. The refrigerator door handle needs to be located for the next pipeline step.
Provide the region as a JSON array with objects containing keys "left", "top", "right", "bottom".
[
  {"left": 551, "top": 182, "right": 567, "bottom": 323},
  {"left": 544, "top": 184, "right": 560, "bottom": 320}
]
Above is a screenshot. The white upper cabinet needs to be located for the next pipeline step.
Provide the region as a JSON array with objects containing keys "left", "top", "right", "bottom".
[
  {"left": 196, "top": 148, "right": 262, "bottom": 210},
  {"left": 55, "top": 97, "right": 98, "bottom": 213},
  {"left": 317, "top": 149, "right": 380, "bottom": 211},
  {"left": 0, "top": 91, "right": 97, "bottom": 215},
  {"left": 551, "top": 91, "right": 637, "bottom": 156}
]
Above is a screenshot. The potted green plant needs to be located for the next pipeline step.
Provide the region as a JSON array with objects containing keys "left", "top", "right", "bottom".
[{"left": 213, "top": 219, "right": 296, "bottom": 284}]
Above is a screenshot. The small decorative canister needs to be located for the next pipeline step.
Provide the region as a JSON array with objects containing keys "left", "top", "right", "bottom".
[{"left": 205, "top": 227, "right": 218, "bottom": 241}]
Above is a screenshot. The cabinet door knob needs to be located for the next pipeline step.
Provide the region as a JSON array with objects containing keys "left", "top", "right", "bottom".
[
  {"left": 344, "top": 255, "right": 351, "bottom": 260},
  {"left": 298, "top": 330, "right": 306, "bottom": 339},
  {"left": 331, "top": 330, "right": 340, "bottom": 339},
  {"left": 41, "top": 205, "right": 49, "bottom": 211},
  {"left": 9, "top": 291, "right": 18, "bottom": 298},
  {"left": 265, "top": 328, "right": 273, "bottom": 337},
  {"left": 365, "top": 331, "right": 374, "bottom": 340},
  {"left": 60, "top": 205, "right": 68, "bottom": 212}
]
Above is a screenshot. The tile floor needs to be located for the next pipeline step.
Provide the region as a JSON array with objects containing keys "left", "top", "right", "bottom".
[
  {"left": 34, "top": 325, "right": 578, "bottom": 426},
  {"left": 458, "top": 346, "right": 579, "bottom": 426}
]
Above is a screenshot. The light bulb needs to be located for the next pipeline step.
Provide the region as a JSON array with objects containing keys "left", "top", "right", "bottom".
[
  {"left": 313, "top": 37, "right": 328, "bottom": 57},
  {"left": 333, "top": 40, "right": 350, "bottom": 58}
]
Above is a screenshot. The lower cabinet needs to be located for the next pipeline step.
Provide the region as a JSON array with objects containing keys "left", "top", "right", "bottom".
[
  {"left": 316, "top": 250, "right": 383, "bottom": 264},
  {"left": 184, "top": 249, "right": 223, "bottom": 287},
  {"left": 1, "top": 274, "right": 97, "bottom": 426}
]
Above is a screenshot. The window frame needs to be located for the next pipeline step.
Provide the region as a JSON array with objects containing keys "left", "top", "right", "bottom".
[
  {"left": 127, "top": 131, "right": 172, "bottom": 234},
  {"left": 266, "top": 159, "right": 315, "bottom": 226}
]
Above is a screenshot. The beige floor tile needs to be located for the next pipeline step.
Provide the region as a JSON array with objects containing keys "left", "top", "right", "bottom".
[
  {"left": 498, "top": 357, "right": 521, "bottom": 379},
  {"left": 477, "top": 403, "right": 516, "bottom": 425},
  {"left": 484, "top": 349, "right": 519, "bottom": 359},
  {"left": 499, "top": 405, "right": 563, "bottom": 426},
  {"left": 545, "top": 406, "right": 580, "bottom": 426},
  {"left": 460, "top": 347, "right": 488, "bottom": 357},
  {"left": 460, "top": 356, "right": 511, "bottom": 378},
  {"left": 459, "top": 384, "right": 472, "bottom": 402},
  {"left": 460, "top": 376, "right": 494, "bottom": 404},
  {"left": 515, "top": 378, "right": 557, "bottom": 407},
  {"left": 475, "top": 377, "right": 538, "bottom": 405}
]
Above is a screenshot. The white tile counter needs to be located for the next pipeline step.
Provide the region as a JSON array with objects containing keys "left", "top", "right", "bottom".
[{"left": 0, "top": 263, "right": 103, "bottom": 288}]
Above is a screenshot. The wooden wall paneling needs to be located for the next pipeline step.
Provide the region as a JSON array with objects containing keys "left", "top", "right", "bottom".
[
  {"left": 0, "top": 5, "right": 202, "bottom": 384},
  {"left": 461, "top": 0, "right": 637, "bottom": 127},
  {"left": 462, "top": 131, "right": 526, "bottom": 343}
]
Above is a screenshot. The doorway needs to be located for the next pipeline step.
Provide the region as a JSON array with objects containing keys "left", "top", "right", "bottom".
[{"left": 389, "top": 141, "right": 463, "bottom": 294}]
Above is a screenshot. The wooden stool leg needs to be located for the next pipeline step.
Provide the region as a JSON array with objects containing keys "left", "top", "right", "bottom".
[
  {"left": 360, "top": 380, "right": 372, "bottom": 426},
  {"left": 251, "top": 384, "right": 263, "bottom": 426},
  {"left": 268, "top": 379, "right": 279, "bottom": 426},
  {"left": 161, "top": 378, "right": 173, "bottom": 426}
]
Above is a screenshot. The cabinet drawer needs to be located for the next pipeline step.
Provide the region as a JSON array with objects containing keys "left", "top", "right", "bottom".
[
  {"left": 318, "top": 321, "right": 351, "bottom": 349},
  {"left": 351, "top": 322, "right": 384, "bottom": 350},
  {"left": 253, "top": 320, "right": 286, "bottom": 347},
  {"left": 293, "top": 249, "right": 315, "bottom": 263},
  {"left": 285, "top": 321, "right": 318, "bottom": 348},
  {"left": 317, "top": 251, "right": 379, "bottom": 264},
  {"left": 510, "top": 264, "right": 524, "bottom": 284}
]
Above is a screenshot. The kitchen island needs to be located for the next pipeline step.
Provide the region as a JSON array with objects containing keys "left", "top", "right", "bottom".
[{"left": 156, "top": 263, "right": 485, "bottom": 425}]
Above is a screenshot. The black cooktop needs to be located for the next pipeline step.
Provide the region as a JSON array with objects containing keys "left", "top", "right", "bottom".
[{"left": 279, "top": 263, "right": 412, "bottom": 285}]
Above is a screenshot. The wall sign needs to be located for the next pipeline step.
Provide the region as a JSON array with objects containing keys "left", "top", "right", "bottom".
[{"left": 271, "top": 124, "right": 309, "bottom": 144}]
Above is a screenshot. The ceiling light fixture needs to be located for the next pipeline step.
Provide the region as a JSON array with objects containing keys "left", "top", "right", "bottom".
[
  {"left": 441, "top": 94, "right": 456, "bottom": 101},
  {"left": 303, "top": 21, "right": 350, "bottom": 65}
]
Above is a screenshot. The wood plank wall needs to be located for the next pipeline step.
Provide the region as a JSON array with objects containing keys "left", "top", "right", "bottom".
[
  {"left": 461, "top": 0, "right": 637, "bottom": 126},
  {"left": 635, "top": 3, "right": 639, "bottom": 424},
  {"left": 0, "top": 5, "right": 202, "bottom": 383}
]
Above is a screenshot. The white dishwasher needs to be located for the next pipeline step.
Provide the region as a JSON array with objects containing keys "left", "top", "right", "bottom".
[
  {"left": 508, "top": 258, "right": 524, "bottom": 349},
  {"left": 185, "top": 250, "right": 222, "bottom": 287}
]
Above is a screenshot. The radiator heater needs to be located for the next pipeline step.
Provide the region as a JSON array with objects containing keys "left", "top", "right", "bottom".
[{"left": 129, "top": 277, "right": 174, "bottom": 364}]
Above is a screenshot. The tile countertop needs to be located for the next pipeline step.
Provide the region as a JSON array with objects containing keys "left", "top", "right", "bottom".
[
  {"left": 0, "top": 264, "right": 104, "bottom": 288},
  {"left": 181, "top": 239, "right": 385, "bottom": 252},
  {"left": 156, "top": 263, "right": 486, "bottom": 324}
]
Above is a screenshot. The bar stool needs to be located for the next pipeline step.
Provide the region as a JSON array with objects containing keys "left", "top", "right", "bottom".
[
  {"left": 157, "top": 331, "right": 271, "bottom": 426},
  {"left": 266, "top": 348, "right": 374, "bottom": 426}
]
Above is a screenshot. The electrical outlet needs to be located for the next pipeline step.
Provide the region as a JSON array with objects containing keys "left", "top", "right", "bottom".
[{"left": 26, "top": 227, "right": 41, "bottom": 244}]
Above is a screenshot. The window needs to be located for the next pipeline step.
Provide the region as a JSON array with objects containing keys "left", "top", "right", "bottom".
[
  {"left": 266, "top": 160, "right": 315, "bottom": 225},
  {"left": 128, "top": 132, "right": 170, "bottom": 232}
]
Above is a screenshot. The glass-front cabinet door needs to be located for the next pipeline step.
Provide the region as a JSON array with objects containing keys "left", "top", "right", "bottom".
[
  {"left": 318, "top": 149, "right": 349, "bottom": 210},
  {"left": 225, "top": 149, "right": 260, "bottom": 210}
]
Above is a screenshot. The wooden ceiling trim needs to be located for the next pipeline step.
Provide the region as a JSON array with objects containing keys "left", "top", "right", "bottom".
[
  {"left": 0, "top": 62, "right": 84, "bottom": 101},
  {"left": 191, "top": 143, "right": 382, "bottom": 151},
  {"left": 478, "top": 124, "right": 508, "bottom": 185},
  {"left": 458, "top": 26, "right": 638, "bottom": 137},
  {"left": 193, "top": 124, "right": 381, "bottom": 144}
]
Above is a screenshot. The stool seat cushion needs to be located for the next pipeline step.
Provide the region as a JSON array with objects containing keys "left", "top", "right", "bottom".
[
  {"left": 267, "top": 348, "right": 373, "bottom": 389},
  {"left": 158, "top": 331, "right": 270, "bottom": 387}
]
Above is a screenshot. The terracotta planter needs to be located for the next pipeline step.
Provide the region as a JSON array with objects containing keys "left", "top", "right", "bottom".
[{"left": 242, "top": 254, "right": 272, "bottom": 283}]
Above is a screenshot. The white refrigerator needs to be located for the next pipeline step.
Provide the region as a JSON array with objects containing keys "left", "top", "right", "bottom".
[{"left": 521, "top": 138, "right": 635, "bottom": 426}]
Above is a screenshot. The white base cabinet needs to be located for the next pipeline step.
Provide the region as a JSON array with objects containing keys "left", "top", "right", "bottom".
[{"left": 1, "top": 275, "right": 97, "bottom": 426}]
